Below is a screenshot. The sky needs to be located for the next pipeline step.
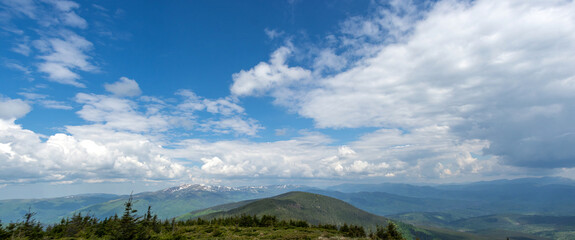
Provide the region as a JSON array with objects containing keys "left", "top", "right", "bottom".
[{"left": 1, "top": 0, "right": 575, "bottom": 199}]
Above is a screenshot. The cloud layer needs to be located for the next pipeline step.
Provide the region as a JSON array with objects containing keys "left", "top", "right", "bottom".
[
  {"left": 2, "top": 0, "right": 575, "bottom": 187},
  {"left": 232, "top": 0, "right": 575, "bottom": 170},
  {"left": 0, "top": 77, "right": 262, "bottom": 184}
]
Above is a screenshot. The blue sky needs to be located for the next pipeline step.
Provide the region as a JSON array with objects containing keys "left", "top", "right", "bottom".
[{"left": 1, "top": 0, "right": 575, "bottom": 199}]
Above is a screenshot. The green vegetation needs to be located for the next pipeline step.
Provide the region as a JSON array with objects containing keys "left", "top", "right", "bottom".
[
  {"left": 5, "top": 181, "right": 572, "bottom": 240},
  {"left": 391, "top": 212, "right": 574, "bottom": 240},
  {"left": 180, "top": 191, "right": 483, "bottom": 240},
  {"left": 0, "top": 197, "right": 407, "bottom": 239},
  {"left": 190, "top": 192, "right": 392, "bottom": 230}
]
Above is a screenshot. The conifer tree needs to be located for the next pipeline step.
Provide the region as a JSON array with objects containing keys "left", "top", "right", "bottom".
[
  {"left": 371, "top": 221, "right": 405, "bottom": 240},
  {"left": 115, "top": 193, "right": 143, "bottom": 240}
]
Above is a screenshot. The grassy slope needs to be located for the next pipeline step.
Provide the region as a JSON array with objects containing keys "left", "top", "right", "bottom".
[
  {"left": 157, "top": 224, "right": 367, "bottom": 239},
  {"left": 193, "top": 192, "right": 389, "bottom": 228},
  {"left": 185, "top": 191, "right": 497, "bottom": 240}
]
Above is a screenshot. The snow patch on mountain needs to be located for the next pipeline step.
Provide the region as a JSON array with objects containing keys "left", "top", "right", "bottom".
[{"left": 162, "top": 184, "right": 304, "bottom": 194}]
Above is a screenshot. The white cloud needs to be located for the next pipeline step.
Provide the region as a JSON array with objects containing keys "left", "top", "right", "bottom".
[
  {"left": 264, "top": 28, "right": 283, "bottom": 40},
  {"left": 231, "top": 45, "right": 312, "bottom": 97},
  {"left": 1, "top": 0, "right": 94, "bottom": 86},
  {"left": 18, "top": 92, "right": 73, "bottom": 110},
  {"left": 241, "top": 0, "right": 575, "bottom": 170},
  {"left": 1, "top": 89, "right": 212, "bottom": 184},
  {"left": 104, "top": 77, "right": 142, "bottom": 97},
  {"left": 172, "top": 134, "right": 336, "bottom": 179},
  {"left": 39, "top": 99, "right": 73, "bottom": 110},
  {"left": 176, "top": 89, "right": 244, "bottom": 115},
  {"left": 168, "top": 126, "right": 500, "bottom": 182},
  {"left": 313, "top": 49, "right": 347, "bottom": 73},
  {"left": 44, "top": 0, "right": 87, "bottom": 28},
  {"left": 75, "top": 93, "right": 172, "bottom": 133},
  {"left": 349, "top": 126, "right": 494, "bottom": 179},
  {"left": 0, "top": 119, "right": 189, "bottom": 184},
  {"left": 0, "top": 97, "right": 31, "bottom": 120},
  {"left": 70, "top": 83, "right": 262, "bottom": 136},
  {"left": 4, "top": 0, "right": 574, "bottom": 186},
  {"left": 337, "top": 145, "right": 356, "bottom": 157},
  {"left": 36, "top": 32, "right": 96, "bottom": 87},
  {"left": 12, "top": 41, "right": 31, "bottom": 56},
  {"left": 4, "top": 62, "right": 31, "bottom": 75},
  {"left": 202, "top": 117, "right": 262, "bottom": 136},
  {"left": 176, "top": 89, "right": 262, "bottom": 136}
]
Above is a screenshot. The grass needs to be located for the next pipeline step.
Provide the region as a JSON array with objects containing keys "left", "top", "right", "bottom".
[{"left": 149, "top": 225, "right": 367, "bottom": 240}]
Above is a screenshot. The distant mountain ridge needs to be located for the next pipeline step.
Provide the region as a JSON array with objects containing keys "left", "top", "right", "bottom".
[
  {"left": 2, "top": 177, "right": 575, "bottom": 239},
  {"left": 72, "top": 184, "right": 311, "bottom": 222},
  {"left": 162, "top": 183, "right": 306, "bottom": 194},
  {"left": 0, "top": 183, "right": 310, "bottom": 224},
  {"left": 183, "top": 191, "right": 502, "bottom": 240}
]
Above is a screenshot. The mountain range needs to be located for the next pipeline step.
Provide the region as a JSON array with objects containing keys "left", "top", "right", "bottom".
[{"left": 1, "top": 177, "right": 574, "bottom": 239}]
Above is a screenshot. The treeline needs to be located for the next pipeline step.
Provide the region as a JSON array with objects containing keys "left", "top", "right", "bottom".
[{"left": 0, "top": 196, "right": 405, "bottom": 239}]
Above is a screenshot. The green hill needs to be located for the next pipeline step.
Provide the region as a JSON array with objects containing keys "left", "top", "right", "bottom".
[
  {"left": 183, "top": 191, "right": 493, "bottom": 240},
  {"left": 70, "top": 185, "right": 307, "bottom": 222},
  {"left": 196, "top": 191, "right": 390, "bottom": 229}
]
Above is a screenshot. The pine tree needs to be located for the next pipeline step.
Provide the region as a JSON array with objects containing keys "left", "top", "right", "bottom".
[
  {"left": 371, "top": 221, "right": 405, "bottom": 240},
  {"left": 114, "top": 193, "right": 143, "bottom": 240},
  {"left": 14, "top": 207, "right": 44, "bottom": 239}
]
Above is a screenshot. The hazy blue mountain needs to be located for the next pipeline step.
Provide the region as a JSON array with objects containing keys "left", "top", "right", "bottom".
[
  {"left": 1, "top": 176, "right": 574, "bottom": 239},
  {"left": 0, "top": 184, "right": 309, "bottom": 224},
  {"left": 326, "top": 177, "right": 575, "bottom": 216},
  {"left": 70, "top": 184, "right": 310, "bottom": 222},
  {"left": 327, "top": 182, "right": 445, "bottom": 198},
  {"left": 305, "top": 189, "right": 477, "bottom": 216},
  {"left": 0, "top": 194, "right": 119, "bottom": 224},
  {"left": 390, "top": 212, "right": 575, "bottom": 240}
]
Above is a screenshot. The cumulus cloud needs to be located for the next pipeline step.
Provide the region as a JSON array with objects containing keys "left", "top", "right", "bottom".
[
  {"left": 168, "top": 126, "right": 497, "bottom": 182},
  {"left": 75, "top": 93, "right": 172, "bottom": 133},
  {"left": 0, "top": 97, "right": 31, "bottom": 120},
  {"left": 104, "top": 77, "right": 142, "bottom": 97},
  {"left": 349, "top": 126, "right": 494, "bottom": 179},
  {"left": 172, "top": 133, "right": 336, "bottom": 179},
  {"left": 176, "top": 89, "right": 262, "bottom": 136},
  {"left": 237, "top": 0, "right": 575, "bottom": 171},
  {"left": 231, "top": 45, "right": 312, "bottom": 96},
  {"left": 313, "top": 49, "right": 347, "bottom": 73},
  {"left": 0, "top": 119, "right": 188, "bottom": 184},
  {"left": 3, "top": 0, "right": 574, "bottom": 186},
  {"left": 0, "top": 81, "right": 266, "bottom": 184}
]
